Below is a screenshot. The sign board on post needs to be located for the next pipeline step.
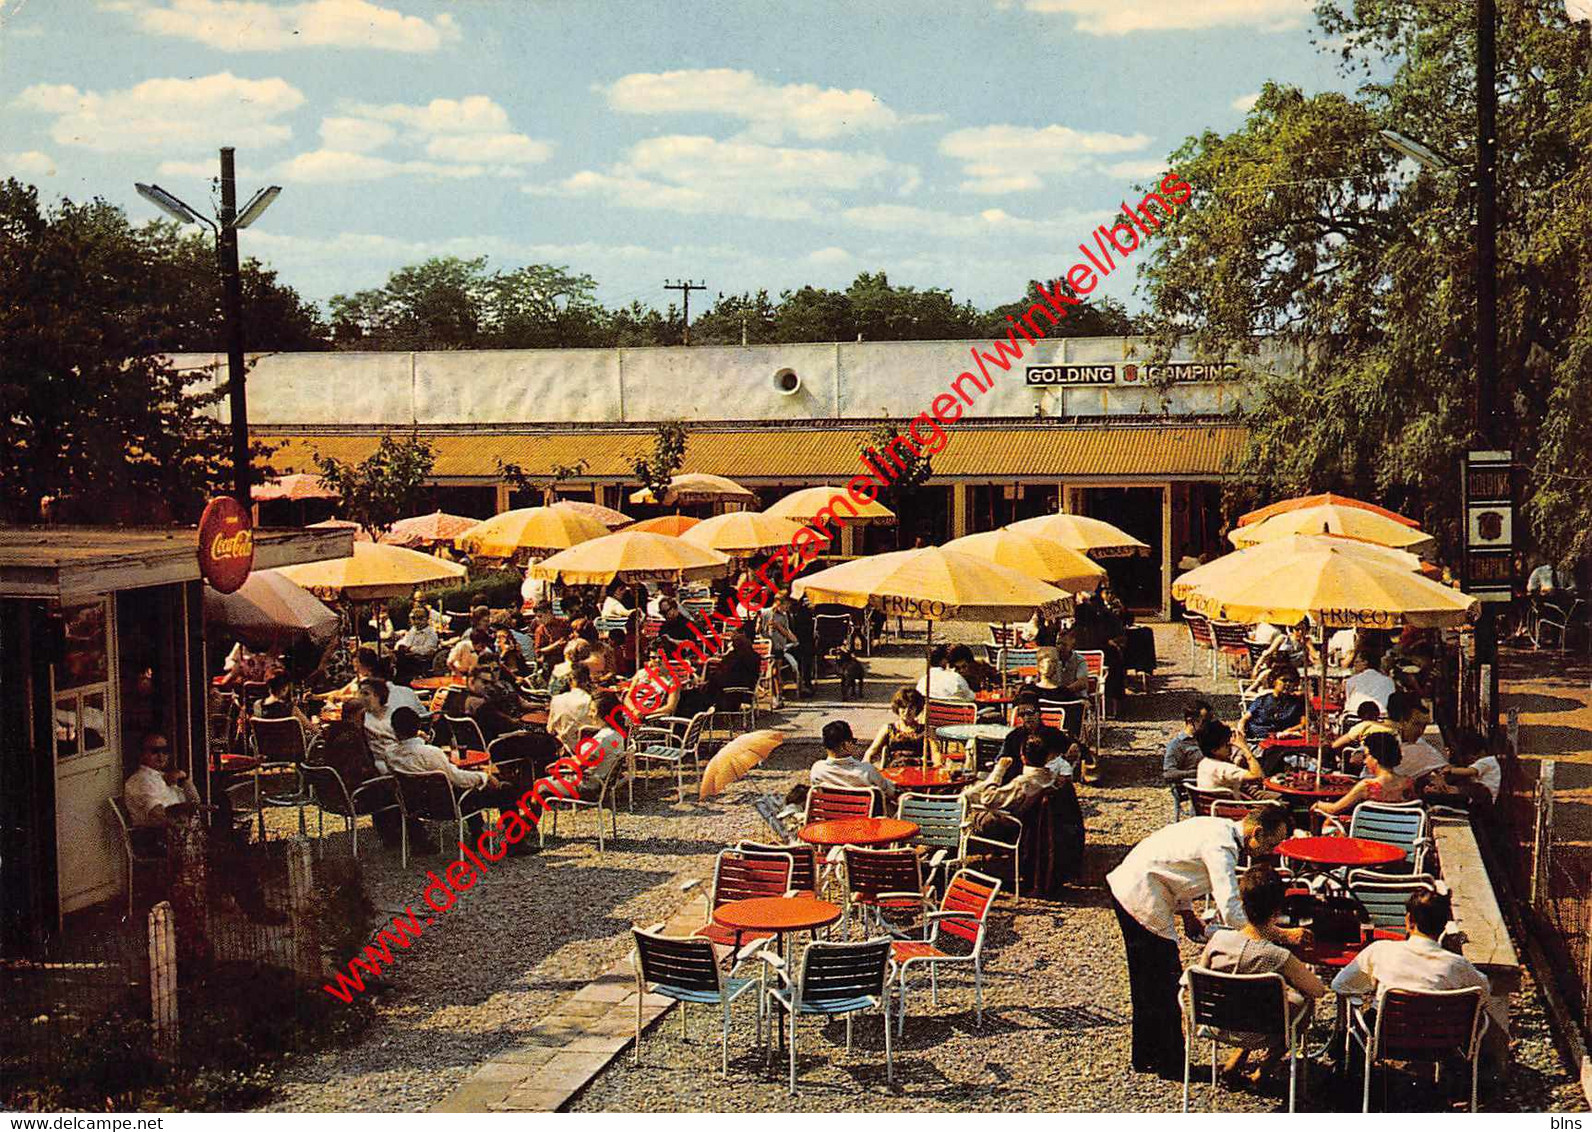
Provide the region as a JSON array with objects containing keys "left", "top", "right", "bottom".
[
  {"left": 198, "top": 495, "right": 254, "bottom": 594},
  {"left": 1462, "top": 449, "right": 1515, "bottom": 603}
]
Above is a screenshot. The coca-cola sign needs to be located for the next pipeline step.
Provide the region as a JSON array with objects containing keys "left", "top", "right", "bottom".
[{"left": 198, "top": 496, "right": 254, "bottom": 594}]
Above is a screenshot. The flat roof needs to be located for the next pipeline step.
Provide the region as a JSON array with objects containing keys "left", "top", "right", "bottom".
[{"left": 0, "top": 526, "right": 356, "bottom": 601}]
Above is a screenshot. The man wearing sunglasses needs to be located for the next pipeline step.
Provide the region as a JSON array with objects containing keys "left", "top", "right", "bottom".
[{"left": 123, "top": 732, "right": 200, "bottom": 848}]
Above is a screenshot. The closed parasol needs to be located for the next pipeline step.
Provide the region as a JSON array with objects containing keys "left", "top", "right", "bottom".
[{"left": 700, "top": 729, "right": 784, "bottom": 800}]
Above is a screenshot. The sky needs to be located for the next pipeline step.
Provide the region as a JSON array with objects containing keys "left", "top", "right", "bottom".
[{"left": 0, "top": 0, "right": 1361, "bottom": 316}]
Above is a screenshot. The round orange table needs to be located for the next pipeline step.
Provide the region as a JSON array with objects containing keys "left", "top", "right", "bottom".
[
  {"left": 521, "top": 710, "right": 549, "bottom": 727},
  {"left": 413, "top": 675, "right": 464, "bottom": 691},
  {"left": 882, "top": 767, "right": 970, "bottom": 792},
  {"left": 452, "top": 749, "right": 490, "bottom": 769},
  {"left": 798, "top": 817, "right": 918, "bottom": 847},
  {"left": 712, "top": 895, "right": 841, "bottom": 936}
]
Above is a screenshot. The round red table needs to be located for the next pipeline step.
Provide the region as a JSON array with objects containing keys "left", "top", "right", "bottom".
[
  {"left": 521, "top": 710, "right": 549, "bottom": 727},
  {"left": 413, "top": 675, "right": 464, "bottom": 691},
  {"left": 1264, "top": 773, "right": 1360, "bottom": 802},
  {"left": 881, "top": 767, "right": 969, "bottom": 792},
  {"left": 974, "top": 689, "right": 1016, "bottom": 705},
  {"left": 712, "top": 895, "right": 841, "bottom": 936},
  {"left": 452, "top": 749, "right": 490, "bottom": 769},
  {"left": 1294, "top": 926, "right": 1407, "bottom": 971},
  {"left": 798, "top": 817, "right": 919, "bottom": 847},
  {"left": 1279, "top": 836, "right": 1405, "bottom": 869}
]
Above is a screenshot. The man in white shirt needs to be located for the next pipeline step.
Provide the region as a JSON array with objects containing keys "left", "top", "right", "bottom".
[
  {"left": 915, "top": 644, "right": 975, "bottom": 701},
  {"left": 1327, "top": 626, "right": 1360, "bottom": 668},
  {"left": 395, "top": 607, "right": 439, "bottom": 661},
  {"left": 1106, "top": 805, "right": 1297, "bottom": 1078},
  {"left": 521, "top": 560, "right": 551, "bottom": 611},
  {"left": 386, "top": 708, "right": 493, "bottom": 792},
  {"left": 1194, "top": 720, "right": 1267, "bottom": 797},
  {"left": 124, "top": 732, "right": 200, "bottom": 829},
  {"left": 547, "top": 672, "right": 595, "bottom": 755},
  {"left": 1387, "top": 691, "right": 1448, "bottom": 781},
  {"left": 1343, "top": 650, "right": 1396, "bottom": 717},
  {"left": 1331, "top": 888, "right": 1507, "bottom": 1058},
  {"left": 810, "top": 720, "right": 897, "bottom": 802}
]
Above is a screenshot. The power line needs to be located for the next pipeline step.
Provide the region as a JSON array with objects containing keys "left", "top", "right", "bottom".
[{"left": 663, "top": 278, "right": 706, "bottom": 345}]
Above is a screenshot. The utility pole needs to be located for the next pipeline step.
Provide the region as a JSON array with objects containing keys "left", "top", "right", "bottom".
[
  {"left": 1475, "top": 0, "right": 1502, "bottom": 735},
  {"left": 217, "top": 148, "right": 250, "bottom": 507},
  {"left": 664, "top": 279, "right": 706, "bottom": 345}
]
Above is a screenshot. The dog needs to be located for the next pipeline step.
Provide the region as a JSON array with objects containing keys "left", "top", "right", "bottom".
[{"left": 836, "top": 648, "right": 866, "bottom": 700}]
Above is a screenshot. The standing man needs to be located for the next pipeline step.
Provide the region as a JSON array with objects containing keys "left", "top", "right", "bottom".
[{"left": 1105, "top": 805, "right": 1297, "bottom": 1078}]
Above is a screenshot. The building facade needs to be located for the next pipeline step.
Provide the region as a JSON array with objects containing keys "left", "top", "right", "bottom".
[{"left": 171, "top": 336, "right": 1278, "bottom": 616}]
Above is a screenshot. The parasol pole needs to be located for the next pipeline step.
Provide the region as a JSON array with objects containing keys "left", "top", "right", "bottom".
[
  {"left": 1316, "top": 618, "right": 1328, "bottom": 787},
  {"left": 923, "top": 618, "right": 934, "bottom": 771}
]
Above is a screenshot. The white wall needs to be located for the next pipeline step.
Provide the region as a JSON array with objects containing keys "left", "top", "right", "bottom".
[{"left": 170, "top": 336, "right": 1286, "bottom": 426}]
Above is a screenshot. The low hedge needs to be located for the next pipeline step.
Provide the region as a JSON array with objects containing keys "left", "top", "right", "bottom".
[{"left": 384, "top": 568, "right": 522, "bottom": 628}]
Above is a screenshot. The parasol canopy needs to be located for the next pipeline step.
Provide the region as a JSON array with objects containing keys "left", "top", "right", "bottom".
[
  {"left": 203, "top": 571, "right": 339, "bottom": 655},
  {"left": 1178, "top": 537, "right": 1477, "bottom": 628},
  {"left": 1229, "top": 504, "right": 1435, "bottom": 554},
  {"left": 629, "top": 473, "right": 756, "bottom": 506},
  {"left": 271, "top": 542, "right": 466, "bottom": 602},
  {"left": 308, "top": 518, "right": 372, "bottom": 542},
  {"left": 379, "top": 511, "right": 477, "bottom": 549},
  {"left": 1237, "top": 492, "right": 1420, "bottom": 529},
  {"left": 1005, "top": 513, "right": 1151, "bottom": 558},
  {"left": 943, "top": 528, "right": 1106, "bottom": 593},
  {"left": 251, "top": 473, "right": 340, "bottom": 502},
  {"left": 530, "top": 531, "right": 732, "bottom": 587},
  {"left": 682, "top": 511, "right": 807, "bottom": 557},
  {"left": 551, "top": 499, "right": 632, "bottom": 529},
  {"left": 699, "top": 729, "right": 784, "bottom": 800},
  {"left": 454, "top": 506, "right": 609, "bottom": 561},
  {"left": 1173, "top": 536, "right": 1434, "bottom": 603},
  {"left": 626, "top": 515, "right": 702, "bottom": 536},
  {"left": 793, "top": 547, "right": 1072, "bottom": 623},
  {"left": 764, "top": 485, "right": 897, "bottom": 527}
]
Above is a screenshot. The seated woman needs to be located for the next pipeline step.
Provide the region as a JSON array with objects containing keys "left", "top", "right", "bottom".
[
  {"left": 1240, "top": 668, "right": 1306, "bottom": 745},
  {"left": 547, "top": 639, "right": 595, "bottom": 695},
  {"left": 864, "top": 687, "right": 927, "bottom": 767},
  {"left": 1194, "top": 865, "right": 1327, "bottom": 1085},
  {"left": 1312, "top": 731, "right": 1412, "bottom": 820},
  {"left": 256, "top": 671, "right": 316, "bottom": 733}
]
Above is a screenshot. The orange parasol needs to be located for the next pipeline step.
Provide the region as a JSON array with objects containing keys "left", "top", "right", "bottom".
[
  {"left": 700, "top": 730, "right": 784, "bottom": 799},
  {"left": 627, "top": 515, "right": 702, "bottom": 536},
  {"left": 1237, "top": 492, "right": 1420, "bottom": 529}
]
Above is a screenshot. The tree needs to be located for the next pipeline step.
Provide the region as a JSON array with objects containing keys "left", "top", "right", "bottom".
[
  {"left": 330, "top": 256, "right": 489, "bottom": 350},
  {"left": 864, "top": 419, "right": 934, "bottom": 548},
  {"left": 1137, "top": 0, "right": 1592, "bottom": 564},
  {"left": 690, "top": 290, "right": 780, "bottom": 345},
  {"left": 632, "top": 422, "right": 688, "bottom": 503},
  {"left": 979, "top": 283, "right": 1137, "bottom": 339},
  {"left": 0, "top": 179, "right": 243, "bottom": 524},
  {"left": 314, "top": 431, "right": 437, "bottom": 541}
]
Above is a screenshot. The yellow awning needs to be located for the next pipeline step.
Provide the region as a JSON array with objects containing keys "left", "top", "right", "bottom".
[{"left": 256, "top": 424, "right": 1247, "bottom": 481}]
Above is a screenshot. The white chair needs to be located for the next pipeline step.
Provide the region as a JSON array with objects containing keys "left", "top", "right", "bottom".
[
  {"left": 633, "top": 708, "right": 714, "bottom": 802},
  {"left": 762, "top": 938, "right": 895, "bottom": 1095},
  {"left": 891, "top": 868, "right": 1001, "bottom": 1033}
]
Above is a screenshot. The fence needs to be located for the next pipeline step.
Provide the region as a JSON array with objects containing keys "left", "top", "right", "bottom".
[{"left": 1, "top": 837, "right": 372, "bottom": 1109}]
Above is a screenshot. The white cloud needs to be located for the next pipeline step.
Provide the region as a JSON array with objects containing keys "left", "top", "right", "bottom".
[
  {"left": 16, "top": 72, "right": 303, "bottom": 153},
  {"left": 124, "top": 0, "right": 460, "bottom": 52},
  {"left": 1232, "top": 91, "right": 1261, "bottom": 112},
  {"left": 600, "top": 68, "right": 934, "bottom": 142},
  {"left": 1, "top": 150, "right": 56, "bottom": 178},
  {"left": 344, "top": 95, "right": 508, "bottom": 135},
  {"left": 1105, "top": 159, "right": 1167, "bottom": 180},
  {"left": 531, "top": 135, "right": 917, "bottom": 222},
  {"left": 274, "top": 149, "right": 490, "bottom": 183},
  {"left": 1023, "top": 0, "right": 1312, "bottom": 35},
  {"left": 842, "top": 202, "right": 1116, "bottom": 244},
  {"left": 319, "top": 116, "right": 396, "bottom": 153},
  {"left": 940, "top": 123, "right": 1151, "bottom": 194},
  {"left": 807, "top": 246, "right": 853, "bottom": 265},
  {"left": 424, "top": 133, "right": 551, "bottom": 165}
]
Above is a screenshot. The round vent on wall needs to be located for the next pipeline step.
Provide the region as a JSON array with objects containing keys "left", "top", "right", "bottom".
[{"left": 771, "top": 368, "right": 801, "bottom": 396}]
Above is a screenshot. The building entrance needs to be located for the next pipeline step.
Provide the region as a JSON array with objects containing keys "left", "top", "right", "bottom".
[{"left": 1074, "top": 486, "right": 1164, "bottom": 615}]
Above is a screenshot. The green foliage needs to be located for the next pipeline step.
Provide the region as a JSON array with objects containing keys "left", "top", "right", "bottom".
[
  {"left": 864, "top": 419, "right": 934, "bottom": 548},
  {"left": 632, "top": 421, "right": 689, "bottom": 501},
  {"left": 314, "top": 432, "right": 437, "bottom": 541},
  {"left": 417, "top": 568, "right": 523, "bottom": 617},
  {"left": 1137, "top": 2, "right": 1592, "bottom": 563},
  {"left": 497, "top": 456, "right": 589, "bottom": 503}
]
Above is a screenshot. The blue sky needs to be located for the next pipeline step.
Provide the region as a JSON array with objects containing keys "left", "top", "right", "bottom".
[{"left": 0, "top": 0, "right": 1357, "bottom": 315}]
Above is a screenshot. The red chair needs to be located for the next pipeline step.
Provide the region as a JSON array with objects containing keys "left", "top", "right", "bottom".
[
  {"left": 691, "top": 847, "right": 795, "bottom": 958},
  {"left": 891, "top": 868, "right": 1002, "bottom": 1032},
  {"left": 925, "top": 698, "right": 976, "bottom": 762},
  {"left": 842, "top": 845, "right": 931, "bottom": 935},
  {"left": 1210, "top": 621, "right": 1254, "bottom": 686},
  {"left": 1185, "top": 612, "right": 1216, "bottom": 676},
  {"left": 804, "top": 785, "right": 880, "bottom": 823}
]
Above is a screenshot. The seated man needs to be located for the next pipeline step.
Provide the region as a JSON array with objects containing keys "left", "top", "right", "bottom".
[
  {"left": 1164, "top": 700, "right": 1213, "bottom": 802},
  {"left": 547, "top": 665, "right": 596, "bottom": 755},
  {"left": 1387, "top": 690, "right": 1449, "bottom": 782},
  {"left": 963, "top": 735, "right": 1056, "bottom": 841},
  {"left": 395, "top": 605, "right": 440, "bottom": 666},
  {"left": 1241, "top": 668, "right": 1306, "bottom": 746},
  {"left": 532, "top": 605, "right": 573, "bottom": 669},
  {"left": 124, "top": 731, "right": 202, "bottom": 851},
  {"left": 465, "top": 665, "right": 529, "bottom": 745},
  {"left": 1330, "top": 888, "right": 1508, "bottom": 1062},
  {"left": 949, "top": 643, "right": 1000, "bottom": 694},
  {"left": 810, "top": 720, "right": 896, "bottom": 802},
  {"left": 534, "top": 690, "right": 627, "bottom": 809},
  {"left": 915, "top": 644, "right": 975, "bottom": 701},
  {"left": 1343, "top": 649, "right": 1396, "bottom": 718},
  {"left": 1052, "top": 625, "right": 1092, "bottom": 702},
  {"left": 1195, "top": 719, "right": 1269, "bottom": 798},
  {"left": 386, "top": 708, "right": 536, "bottom": 854}
]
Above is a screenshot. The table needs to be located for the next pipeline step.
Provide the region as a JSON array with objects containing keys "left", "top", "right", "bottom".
[
  {"left": 521, "top": 710, "right": 549, "bottom": 727},
  {"left": 798, "top": 817, "right": 919, "bottom": 847},
  {"left": 881, "top": 766, "right": 970, "bottom": 792},
  {"left": 713, "top": 895, "right": 842, "bottom": 1048},
  {"left": 413, "top": 675, "right": 465, "bottom": 691},
  {"left": 452, "top": 749, "right": 490, "bottom": 769},
  {"left": 1293, "top": 926, "right": 1407, "bottom": 971},
  {"left": 974, "top": 689, "right": 1016, "bottom": 705},
  {"left": 935, "top": 723, "right": 1015, "bottom": 745},
  {"left": 1278, "top": 836, "right": 1405, "bottom": 892},
  {"left": 1264, "top": 773, "right": 1360, "bottom": 802}
]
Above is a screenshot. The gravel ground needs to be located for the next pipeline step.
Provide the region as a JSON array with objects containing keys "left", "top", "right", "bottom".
[{"left": 258, "top": 626, "right": 1587, "bottom": 1113}]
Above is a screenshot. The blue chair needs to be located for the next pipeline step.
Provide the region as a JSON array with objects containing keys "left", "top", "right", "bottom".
[
  {"left": 1345, "top": 870, "right": 1439, "bottom": 930},
  {"left": 763, "top": 937, "right": 894, "bottom": 1095},
  {"left": 896, "top": 792, "right": 966, "bottom": 890},
  {"left": 1346, "top": 801, "right": 1430, "bottom": 874},
  {"left": 631, "top": 927, "right": 761, "bottom": 1076}
]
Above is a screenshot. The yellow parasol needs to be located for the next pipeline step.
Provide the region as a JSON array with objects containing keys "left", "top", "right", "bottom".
[
  {"left": 1005, "top": 513, "right": 1150, "bottom": 558},
  {"left": 1237, "top": 492, "right": 1421, "bottom": 530},
  {"left": 764, "top": 485, "right": 897, "bottom": 527},
  {"left": 551, "top": 499, "right": 632, "bottom": 529},
  {"left": 699, "top": 729, "right": 784, "bottom": 800},
  {"left": 682, "top": 511, "right": 808, "bottom": 557},
  {"left": 530, "top": 530, "right": 732, "bottom": 587},
  {"left": 270, "top": 542, "right": 465, "bottom": 602},
  {"left": 1173, "top": 535, "right": 1426, "bottom": 604},
  {"left": 943, "top": 528, "right": 1107, "bottom": 592},
  {"left": 454, "top": 506, "right": 609, "bottom": 561},
  {"left": 1229, "top": 504, "right": 1435, "bottom": 554},
  {"left": 629, "top": 473, "right": 757, "bottom": 507}
]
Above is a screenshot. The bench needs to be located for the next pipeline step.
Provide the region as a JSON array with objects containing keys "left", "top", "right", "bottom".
[{"left": 1431, "top": 813, "right": 1522, "bottom": 1026}]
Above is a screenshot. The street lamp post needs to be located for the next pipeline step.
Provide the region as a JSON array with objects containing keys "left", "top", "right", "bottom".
[{"left": 136, "top": 147, "right": 281, "bottom": 507}]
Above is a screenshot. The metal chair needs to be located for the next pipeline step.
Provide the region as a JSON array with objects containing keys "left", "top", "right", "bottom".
[
  {"left": 762, "top": 937, "right": 895, "bottom": 1095},
  {"left": 804, "top": 784, "right": 880, "bottom": 823},
  {"left": 891, "top": 868, "right": 1001, "bottom": 1033},
  {"left": 1185, "top": 612, "right": 1216, "bottom": 676},
  {"left": 1036, "top": 697, "right": 1086, "bottom": 739},
  {"left": 633, "top": 708, "right": 714, "bottom": 803},
  {"left": 389, "top": 769, "right": 495, "bottom": 869},
  {"left": 108, "top": 797, "right": 166, "bottom": 921},
  {"left": 631, "top": 927, "right": 762, "bottom": 1077},
  {"left": 539, "top": 737, "right": 627, "bottom": 853},
  {"left": 297, "top": 761, "right": 395, "bottom": 857},
  {"left": 963, "top": 809, "right": 1023, "bottom": 902},
  {"left": 842, "top": 846, "right": 931, "bottom": 936},
  {"left": 925, "top": 698, "right": 976, "bottom": 761},
  {"left": 1534, "top": 596, "right": 1583, "bottom": 653},
  {"left": 737, "top": 840, "right": 819, "bottom": 895},
  {"left": 689, "top": 847, "right": 796, "bottom": 955},
  {"left": 248, "top": 714, "right": 313, "bottom": 837},
  {"left": 813, "top": 613, "right": 853, "bottom": 677},
  {"left": 896, "top": 792, "right": 966, "bottom": 891},
  {"left": 487, "top": 729, "right": 562, "bottom": 779},
  {"left": 443, "top": 713, "right": 489, "bottom": 754},
  {"left": 1077, "top": 647, "right": 1108, "bottom": 737},
  {"left": 998, "top": 646, "right": 1040, "bottom": 682},
  {"left": 1347, "top": 986, "right": 1487, "bottom": 1112},
  {"left": 1346, "top": 801, "right": 1431, "bottom": 874},
  {"left": 1345, "top": 871, "right": 1440, "bottom": 930},
  {"left": 1184, "top": 783, "right": 1235, "bottom": 817},
  {"left": 1181, "top": 967, "right": 1309, "bottom": 1112},
  {"left": 986, "top": 623, "right": 1020, "bottom": 647}
]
